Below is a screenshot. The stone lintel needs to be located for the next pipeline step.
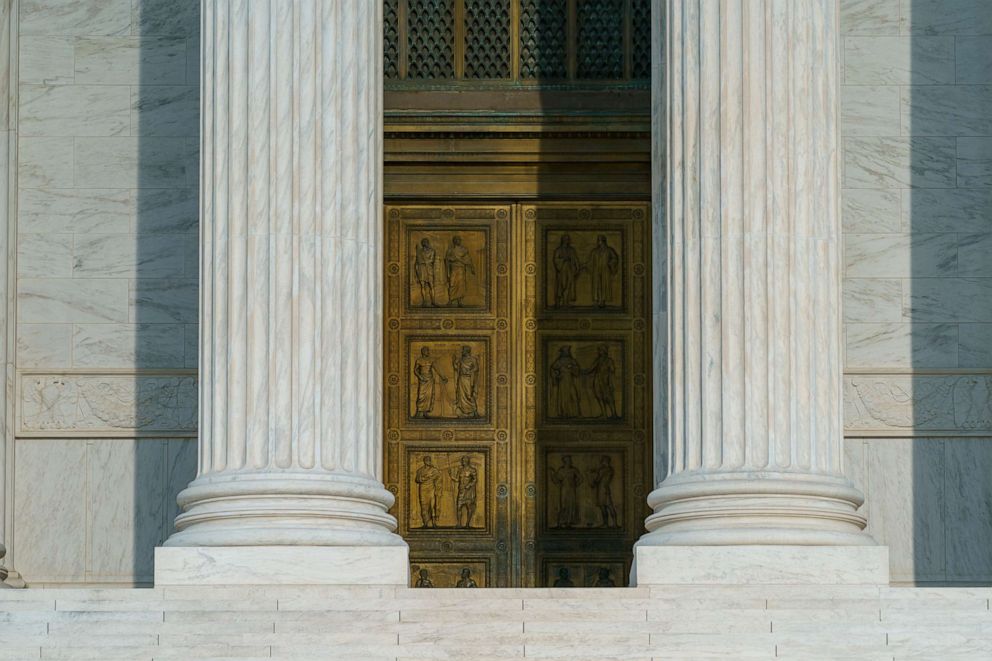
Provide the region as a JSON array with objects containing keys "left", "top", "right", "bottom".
[
  {"left": 154, "top": 546, "right": 410, "bottom": 586},
  {"left": 632, "top": 545, "right": 890, "bottom": 586}
]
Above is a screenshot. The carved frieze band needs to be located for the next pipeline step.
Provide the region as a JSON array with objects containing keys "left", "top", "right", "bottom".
[
  {"left": 844, "top": 373, "right": 992, "bottom": 435},
  {"left": 17, "top": 371, "right": 197, "bottom": 437}
]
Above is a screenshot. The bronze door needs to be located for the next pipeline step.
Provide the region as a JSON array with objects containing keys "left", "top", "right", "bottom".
[{"left": 384, "top": 202, "right": 651, "bottom": 588}]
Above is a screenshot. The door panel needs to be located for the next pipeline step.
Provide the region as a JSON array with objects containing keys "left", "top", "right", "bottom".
[{"left": 384, "top": 202, "right": 650, "bottom": 588}]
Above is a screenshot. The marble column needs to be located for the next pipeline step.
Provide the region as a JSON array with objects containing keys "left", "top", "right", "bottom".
[
  {"left": 635, "top": 0, "right": 887, "bottom": 584},
  {"left": 0, "top": 0, "right": 14, "bottom": 589},
  {"left": 156, "top": 0, "right": 407, "bottom": 586}
]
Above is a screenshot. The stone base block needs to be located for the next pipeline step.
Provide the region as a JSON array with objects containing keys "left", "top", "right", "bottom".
[
  {"left": 632, "top": 545, "right": 889, "bottom": 586},
  {"left": 154, "top": 546, "right": 409, "bottom": 586}
]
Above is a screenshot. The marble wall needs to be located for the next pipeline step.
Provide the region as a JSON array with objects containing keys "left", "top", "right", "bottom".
[
  {"left": 842, "top": 0, "right": 992, "bottom": 584},
  {"left": 10, "top": 0, "right": 198, "bottom": 586}
]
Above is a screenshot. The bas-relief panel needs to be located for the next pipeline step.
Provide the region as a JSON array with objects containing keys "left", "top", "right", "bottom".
[
  {"left": 407, "top": 449, "right": 488, "bottom": 532},
  {"left": 844, "top": 374, "right": 992, "bottom": 433},
  {"left": 407, "top": 338, "right": 489, "bottom": 422},
  {"left": 18, "top": 373, "right": 197, "bottom": 435},
  {"left": 544, "top": 449, "right": 624, "bottom": 532},
  {"left": 410, "top": 560, "right": 489, "bottom": 589},
  {"left": 407, "top": 228, "right": 489, "bottom": 311},
  {"left": 543, "top": 229, "right": 624, "bottom": 312},
  {"left": 542, "top": 560, "right": 626, "bottom": 588},
  {"left": 544, "top": 339, "right": 624, "bottom": 423}
]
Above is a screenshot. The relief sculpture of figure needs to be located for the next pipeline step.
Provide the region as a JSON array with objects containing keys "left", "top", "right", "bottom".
[
  {"left": 583, "top": 344, "right": 619, "bottom": 419},
  {"left": 456, "top": 567, "right": 478, "bottom": 588},
  {"left": 589, "top": 455, "right": 619, "bottom": 528},
  {"left": 413, "top": 347, "right": 447, "bottom": 419},
  {"left": 549, "top": 455, "right": 583, "bottom": 528},
  {"left": 553, "top": 234, "right": 582, "bottom": 307},
  {"left": 414, "top": 568, "right": 434, "bottom": 588},
  {"left": 452, "top": 346, "right": 480, "bottom": 418},
  {"left": 415, "top": 456, "right": 443, "bottom": 528},
  {"left": 594, "top": 567, "right": 616, "bottom": 587},
  {"left": 448, "top": 455, "right": 479, "bottom": 528},
  {"left": 586, "top": 234, "right": 620, "bottom": 308},
  {"left": 553, "top": 567, "right": 575, "bottom": 588},
  {"left": 550, "top": 346, "right": 581, "bottom": 419},
  {"left": 414, "top": 238, "right": 438, "bottom": 307},
  {"left": 445, "top": 235, "right": 475, "bottom": 307}
]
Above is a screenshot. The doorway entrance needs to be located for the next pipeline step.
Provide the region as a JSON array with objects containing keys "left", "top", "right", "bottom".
[{"left": 383, "top": 201, "right": 651, "bottom": 587}]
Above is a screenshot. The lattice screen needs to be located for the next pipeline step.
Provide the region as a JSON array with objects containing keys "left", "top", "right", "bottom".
[{"left": 384, "top": 0, "right": 652, "bottom": 83}]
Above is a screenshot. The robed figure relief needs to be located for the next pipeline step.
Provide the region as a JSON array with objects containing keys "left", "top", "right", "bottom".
[
  {"left": 550, "top": 346, "right": 582, "bottom": 418},
  {"left": 550, "top": 455, "right": 583, "bottom": 528},
  {"left": 414, "top": 239, "right": 438, "bottom": 307},
  {"left": 413, "top": 348, "right": 447, "bottom": 419},
  {"left": 553, "top": 234, "right": 582, "bottom": 308},
  {"left": 445, "top": 236, "right": 476, "bottom": 307},
  {"left": 414, "top": 568, "right": 434, "bottom": 587},
  {"left": 456, "top": 567, "right": 478, "bottom": 588},
  {"left": 587, "top": 235, "right": 620, "bottom": 308},
  {"left": 449, "top": 455, "right": 479, "bottom": 528},
  {"left": 589, "top": 455, "right": 619, "bottom": 528},
  {"left": 584, "top": 344, "right": 619, "bottom": 419},
  {"left": 415, "top": 456, "right": 443, "bottom": 528},
  {"left": 452, "top": 346, "right": 480, "bottom": 418}
]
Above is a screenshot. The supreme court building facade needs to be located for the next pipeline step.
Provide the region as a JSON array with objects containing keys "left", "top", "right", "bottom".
[{"left": 0, "top": 0, "right": 990, "bottom": 629}]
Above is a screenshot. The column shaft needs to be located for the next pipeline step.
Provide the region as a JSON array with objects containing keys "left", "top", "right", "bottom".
[
  {"left": 642, "top": 0, "right": 872, "bottom": 548},
  {"left": 165, "top": 0, "right": 403, "bottom": 551}
]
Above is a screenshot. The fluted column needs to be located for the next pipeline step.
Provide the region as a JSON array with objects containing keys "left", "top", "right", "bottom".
[
  {"left": 636, "top": 0, "right": 885, "bottom": 583},
  {"left": 158, "top": 0, "right": 406, "bottom": 584}
]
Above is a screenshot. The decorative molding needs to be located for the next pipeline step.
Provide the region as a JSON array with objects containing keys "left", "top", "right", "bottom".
[
  {"left": 844, "top": 374, "right": 992, "bottom": 436},
  {"left": 16, "top": 371, "right": 197, "bottom": 437}
]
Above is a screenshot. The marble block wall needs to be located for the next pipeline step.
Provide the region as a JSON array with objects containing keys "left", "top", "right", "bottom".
[
  {"left": 842, "top": 0, "right": 992, "bottom": 584},
  {"left": 11, "top": 0, "right": 198, "bottom": 586}
]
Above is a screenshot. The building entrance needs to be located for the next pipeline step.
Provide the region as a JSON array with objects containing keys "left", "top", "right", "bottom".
[{"left": 383, "top": 202, "right": 652, "bottom": 587}]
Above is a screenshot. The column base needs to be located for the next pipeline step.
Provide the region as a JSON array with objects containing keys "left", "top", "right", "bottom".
[
  {"left": 632, "top": 545, "right": 889, "bottom": 586},
  {"left": 154, "top": 545, "right": 409, "bottom": 586}
]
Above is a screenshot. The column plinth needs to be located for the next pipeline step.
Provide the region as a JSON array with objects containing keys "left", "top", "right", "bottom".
[
  {"left": 156, "top": 0, "right": 407, "bottom": 586},
  {"left": 635, "top": 0, "right": 887, "bottom": 584}
]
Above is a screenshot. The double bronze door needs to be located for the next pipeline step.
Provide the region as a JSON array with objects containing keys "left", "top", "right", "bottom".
[{"left": 384, "top": 202, "right": 651, "bottom": 588}]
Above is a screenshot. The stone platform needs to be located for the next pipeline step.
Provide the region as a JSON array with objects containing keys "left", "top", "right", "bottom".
[{"left": 0, "top": 585, "right": 990, "bottom": 659}]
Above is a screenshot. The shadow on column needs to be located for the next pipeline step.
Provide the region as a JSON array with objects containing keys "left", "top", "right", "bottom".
[
  {"left": 133, "top": 2, "right": 200, "bottom": 586},
  {"left": 906, "top": 0, "right": 992, "bottom": 587}
]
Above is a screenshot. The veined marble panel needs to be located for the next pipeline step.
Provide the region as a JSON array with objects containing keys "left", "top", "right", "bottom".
[
  {"left": 944, "top": 440, "right": 992, "bottom": 581},
  {"left": 863, "top": 439, "right": 945, "bottom": 583},
  {"left": 18, "top": 137, "right": 74, "bottom": 187},
  {"left": 843, "top": 279, "right": 902, "bottom": 322},
  {"left": 900, "top": 0, "right": 992, "bottom": 35},
  {"left": 19, "top": 0, "right": 131, "bottom": 36},
  {"left": 20, "top": 84, "right": 130, "bottom": 137},
  {"left": 844, "top": 36, "right": 954, "bottom": 85},
  {"left": 19, "top": 36, "right": 74, "bottom": 85},
  {"left": 19, "top": 188, "right": 131, "bottom": 234},
  {"left": 958, "top": 325, "right": 992, "bottom": 368},
  {"left": 957, "top": 234, "right": 992, "bottom": 277},
  {"left": 75, "top": 36, "right": 186, "bottom": 85},
  {"left": 129, "top": 279, "right": 197, "bottom": 323},
  {"left": 842, "top": 86, "right": 900, "bottom": 136},
  {"left": 72, "top": 323, "right": 185, "bottom": 368},
  {"left": 74, "top": 137, "right": 189, "bottom": 188},
  {"left": 955, "top": 37, "right": 992, "bottom": 84},
  {"left": 17, "top": 233, "right": 72, "bottom": 278},
  {"left": 901, "top": 86, "right": 992, "bottom": 137},
  {"left": 842, "top": 189, "right": 902, "bottom": 233},
  {"left": 131, "top": 86, "right": 198, "bottom": 137},
  {"left": 902, "top": 188, "right": 992, "bottom": 234},
  {"left": 957, "top": 137, "right": 992, "bottom": 188},
  {"left": 183, "top": 324, "right": 197, "bottom": 369},
  {"left": 844, "top": 137, "right": 956, "bottom": 189},
  {"left": 844, "top": 233, "right": 956, "bottom": 278},
  {"left": 17, "top": 372, "right": 197, "bottom": 435},
  {"left": 846, "top": 323, "right": 956, "bottom": 368},
  {"left": 18, "top": 278, "right": 128, "bottom": 323},
  {"left": 840, "top": 0, "right": 900, "bottom": 35},
  {"left": 133, "top": 0, "right": 199, "bottom": 37},
  {"left": 844, "top": 374, "right": 992, "bottom": 433},
  {"left": 72, "top": 233, "right": 186, "bottom": 278},
  {"left": 904, "top": 278, "right": 992, "bottom": 323},
  {"left": 133, "top": 188, "right": 197, "bottom": 234},
  {"left": 16, "top": 324, "right": 71, "bottom": 368}
]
